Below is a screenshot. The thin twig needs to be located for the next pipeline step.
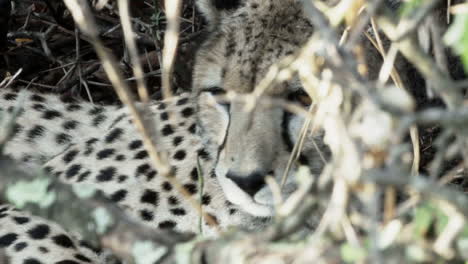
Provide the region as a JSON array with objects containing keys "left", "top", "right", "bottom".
[{"left": 161, "top": 0, "right": 182, "bottom": 98}]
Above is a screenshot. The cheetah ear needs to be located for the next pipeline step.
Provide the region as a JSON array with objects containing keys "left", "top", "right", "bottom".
[{"left": 196, "top": 0, "right": 243, "bottom": 25}]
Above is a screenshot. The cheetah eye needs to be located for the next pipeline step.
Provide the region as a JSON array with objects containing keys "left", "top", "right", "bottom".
[
  {"left": 201, "top": 87, "right": 231, "bottom": 112},
  {"left": 202, "top": 86, "right": 226, "bottom": 95},
  {"left": 288, "top": 89, "right": 312, "bottom": 106}
]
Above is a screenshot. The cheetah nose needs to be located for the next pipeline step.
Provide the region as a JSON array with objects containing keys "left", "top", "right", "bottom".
[{"left": 226, "top": 170, "right": 266, "bottom": 197}]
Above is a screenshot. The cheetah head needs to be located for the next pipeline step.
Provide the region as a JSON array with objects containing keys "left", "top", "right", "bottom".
[{"left": 193, "top": 0, "right": 326, "bottom": 217}]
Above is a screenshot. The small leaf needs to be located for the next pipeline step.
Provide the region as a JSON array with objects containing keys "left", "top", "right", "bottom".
[
  {"left": 92, "top": 207, "right": 113, "bottom": 234},
  {"left": 72, "top": 184, "right": 97, "bottom": 199},
  {"left": 413, "top": 204, "right": 434, "bottom": 237},
  {"left": 132, "top": 241, "right": 167, "bottom": 264},
  {"left": 340, "top": 243, "right": 367, "bottom": 263},
  {"left": 444, "top": 14, "right": 468, "bottom": 73},
  {"left": 6, "top": 177, "right": 56, "bottom": 209},
  {"left": 399, "top": 0, "right": 423, "bottom": 17}
]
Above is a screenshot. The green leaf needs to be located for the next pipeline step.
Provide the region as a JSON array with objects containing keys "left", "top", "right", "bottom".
[
  {"left": 6, "top": 177, "right": 56, "bottom": 209},
  {"left": 460, "top": 225, "right": 468, "bottom": 238},
  {"left": 340, "top": 243, "right": 367, "bottom": 263},
  {"left": 132, "top": 241, "right": 167, "bottom": 264},
  {"left": 92, "top": 207, "right": 114, "bottom": 234},
  {"left": 433, "top": 206, "right": 448, "bottom": 235},
  {"left": 399, "top": 0, "right": 423, "bottom": 17},
  {"left": 444, "top": 14, "right": 468, "bottom": 73},
  {"left": 413, "top": 204, "right": 434, "bottom": 237}
]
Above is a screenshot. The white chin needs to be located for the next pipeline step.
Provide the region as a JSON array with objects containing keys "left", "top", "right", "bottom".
[{"left": 217, "top": 175, "right": 274, "bottom": 217}]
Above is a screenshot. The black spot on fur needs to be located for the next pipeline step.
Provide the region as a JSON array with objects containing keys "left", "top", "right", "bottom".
[
  {"left": 105, "top": 128, "right": 124, "bottom": 143},
  {"left": 146, "top": 170, "right": 157, "bottom": 181},
  {"left": 170, "top": 208, "right": 186, "bottom": 216},
  {"left": 0, "top": 233, "right": 17, "bottom": 247},
  {"left": 32, "top": 104, "right": 45, "bottom": 111},
  {"left": 96, "top": 167, "right": 116, "bottom": 182},
  {"left": 139, "top": 209, "right": 154, "bottom": 221},
  {"left": 109, "top": 113, "right": 126, "bottom": 128},
  {"left": 30, "top": 94, "right": 45, "bottom": 102},
  {"left": 92, "top": 114, "right": 107, "bottom": 126},
  {"left": 96, "top": 148, "right": 115, "bottom": 160},
  {"left": 52, "top": 234, "right": 76, "bottom": 248},
  {"left": 56, "top": 133, "right": 72, "bottom": 145},
  {"left": 188, "top": 123, "right": 196, "bottom": 134},
  {"left": 183, "top": 183, "right": 198, "bottom": 195},
  {"left": 118, "top": 175, "right": 128, "bottom": 183},
  {"left": 77, "top": 170, "right": 91, "bottom": 182},
  {"left": 28, "top": 224, "right": 50, "bottom": 239},
  {"left": 13, "top": 216, "right": 29, "bottom": 224},
  {"left": 173, "top": 136, "right": 183, "bottom": 146},
  {"left": 3, "top": 93, "right": 17, "bottom": 100},
  {"left": 134, "top": 150, "right": 148, "bottom": 159},
  {"left": 27, "top": 125, "right": 45, "bottom": 141},
  {"left": 66, "top": 104, "right": 81, "bottom": 111},
  {"left": 115, "top": 154, "right": 126, "bottom": 161},
  {"left": 63, "top": 120, "right": 79, "bottom": 130},
  {"left": 128, "top": 140, "right": 143, "bottom": 150},
  {"left": 160, "top": 112, "right": 169, "bottom": 121},
  {"left": 65, "top": 164, "right": 81, "bottom": 179},
  {"left": 158, "top": 220, "right": 176, "bottom": 229},
  {"left": 190, "top": 167, "right": 199, "bottom": 181},
  {"left": 140, "top": 189, "right": 159, "bottom": 206},
  {"left": 168, "top": 196, "right": 179, "bottom": 206},
  {"left": 86, "top": 138, "right": 99, "bottom": 145},
  {"left": 162, "top": 182, "right": 173, "bottom": 191},
  {"left": 135, "top": 163, "right": 150, "bottom": 176},
  {"left": 14, "top": 241, "right": 27, "bottom": 251},
  {"left": 42, "top": 110, "right": 62, "bottom": 120},
  {"left": 181, "top": 107, "right": 194, "bottom": 117},
  {"left": 176, "top": 97, "right": 189, "bottom": 105},
  {"left": 63, "top": 150, "right": 79, "bottom": 164},
  {"left": 23, "top": 258, "right": 42, "bottom": 264},
  {"left": 88, "top": 106, "right": 104, "bottom": 115},
  {"left": 161, "top": 124, "right": 174, "bottom": 136},
  {"left": 202, "top": 194, "right": 212, "bottom": 205},
  {"left": 197, "top": 148, "right": 211, "bottom": 161},
  {"left": 38, "top": 246, "right": 49, "bottom": 253},
  {"left": 157, "top": 103, "right": 166, "bottom": 110},
  {"left": 111, "top": 189, "right": 127, "bottom": 202},
  {"left": 12, "top": 123, "right": 23, "bottom": 137},
  {"left": 173, "top": 150, "right": 186, "bottom": 160}
]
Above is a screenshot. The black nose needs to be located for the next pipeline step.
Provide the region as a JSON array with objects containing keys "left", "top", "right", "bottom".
[{"left": 226, "top": 171, "right": 266, "bottom": 197}]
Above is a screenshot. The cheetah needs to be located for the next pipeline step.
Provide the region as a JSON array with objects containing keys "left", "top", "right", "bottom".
[
  {"left": 0, "top": 204, "right": 105, "bottom": 264},
  {"left": 0, "top": 0, "right": 325, "bottom": 260}
]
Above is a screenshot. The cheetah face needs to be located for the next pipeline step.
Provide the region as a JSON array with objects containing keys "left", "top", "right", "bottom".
[{"left": 193, "top": 0, "right": 326, "bottom": 217}]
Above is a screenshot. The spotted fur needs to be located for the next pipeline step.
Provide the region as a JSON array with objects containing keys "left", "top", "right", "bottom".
[{"left": 0, "top": 205, "right": 103, "bottom": 264}]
